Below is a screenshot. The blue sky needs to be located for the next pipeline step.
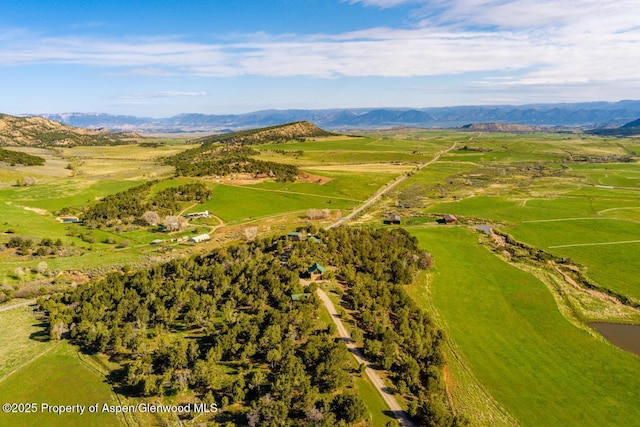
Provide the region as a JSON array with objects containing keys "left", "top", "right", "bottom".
[{"left": 1, "top": 0, "right": 638, "bottom": 117}]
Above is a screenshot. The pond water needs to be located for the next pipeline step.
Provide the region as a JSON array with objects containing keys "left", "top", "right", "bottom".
[
  {"left": 589, "top": 322, "right": 640, "bottom": 356},
  {"left": 474, "top": 225, "right": 494, "bottom": 235}
]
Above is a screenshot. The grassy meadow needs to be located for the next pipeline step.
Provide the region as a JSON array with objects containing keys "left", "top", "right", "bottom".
[
  {"left": 409, "top": 227, "right": 640, "bottom": 427},
  {"left": 1, "top": 128, "right": 639, "bottom": 426},
  {"left": 0, "top": 306, "right": 125, "bottom": 427},
  {"left": 0, "top": 342, "right": 125, "bottom": 427}
]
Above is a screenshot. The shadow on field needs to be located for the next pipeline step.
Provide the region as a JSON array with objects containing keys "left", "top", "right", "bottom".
[{"left": 29, "top": 320, "right": 50, "bottom": 342}]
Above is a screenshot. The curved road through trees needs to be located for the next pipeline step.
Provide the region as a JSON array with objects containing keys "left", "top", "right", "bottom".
[
  {"left": 317, "top": 142, "right": 456, "bottom": 426},
  {"left": 316, "top": 289, "right": 415, "bottom": 427}
]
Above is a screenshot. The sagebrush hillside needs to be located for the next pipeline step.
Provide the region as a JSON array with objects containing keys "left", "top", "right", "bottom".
[
  {"left": 0, "top": 113, "right": 140, "bottom": 146},
  {"left": 163, "top": 121, "right": 334, "bottom": 181},
  {"left": 191, "top": 121, "right": 335, "bottom": 145}
]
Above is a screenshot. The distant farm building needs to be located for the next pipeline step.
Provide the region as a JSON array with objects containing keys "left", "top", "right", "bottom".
[
  {"left": 188, "top": 234, "right": 210, "bottom": 243},
  {"left": 287, "top": 231, "right": 303, "bottom": 241},
  {"left": 383, "top": 214, "right": 401, "bottom": 225},
  {"left": 60, "top": 216, "right": 80, "bottom": 223},
  {"left": 185, "top": 210, "right": 210, "bottom": 219},
  {"left": 443, "top": 214, "right": 458, "bottom": 224},
  {"left": 307, "top": 262, "right": 326, "bottom": 280},
  {"left": 151, "top": 239, "right": 164, "bottom": 245}
]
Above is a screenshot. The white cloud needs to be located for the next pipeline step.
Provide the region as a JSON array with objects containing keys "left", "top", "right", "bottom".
[{"left": 0, "top": 0, "right": 638, "bottom": 101}]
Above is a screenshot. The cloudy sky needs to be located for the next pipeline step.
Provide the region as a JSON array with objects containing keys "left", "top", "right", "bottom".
[{"left": 1, "top": 0, "right": 638, "bottom": 117}]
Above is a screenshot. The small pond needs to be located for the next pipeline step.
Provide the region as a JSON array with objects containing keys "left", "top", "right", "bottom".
[
  {"left": 474, "top": 225, "right": 494, "bottom": 235},
  {"left": 589, "top": 322, "right": 640, "bottom": 356}
]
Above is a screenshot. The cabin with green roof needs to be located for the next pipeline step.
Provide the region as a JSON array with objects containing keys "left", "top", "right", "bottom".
[
  {"left": 290, "top": 293, "right": 312, "bottom": 302},
  {"left": 307, "top": 262, "right": 326, "bottom": 280}
]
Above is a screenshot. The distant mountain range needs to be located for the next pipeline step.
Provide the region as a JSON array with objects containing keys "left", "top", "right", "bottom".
[{"left": 32, "top": 100, "right": 640, "bottom": 133}]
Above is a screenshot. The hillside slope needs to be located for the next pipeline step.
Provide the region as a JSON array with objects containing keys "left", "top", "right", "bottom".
[
  {"left": 190, "top": 121, "right": 335, "bottom": 145},
  {"left": 586, "top": 117, "right": 640, "bottom": 137},
  {"left": 0, "top": 113, "right": 140, "bottom": 146}
]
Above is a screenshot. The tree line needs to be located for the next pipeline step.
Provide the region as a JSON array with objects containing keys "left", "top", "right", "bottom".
[
  {"left": 285, "top": 227, "right": 465, "bottom": 426},
  {"left": 164, "top": 143, "right": 299, "bottom": 182},
  {"left": 0, "top": 147, "right": 45, "bottom": 166},
  {"left": 171, "top": 156, "right": 299, "bottom": 182},
  {"left": 40, "top": 237, "right": 367, "bottom": 426},
  {"left": 39, "top": 227, "right": 462, "bottom": 426},
  {"left": 81, "top": 182, "right": 211, "bottom": 227}
]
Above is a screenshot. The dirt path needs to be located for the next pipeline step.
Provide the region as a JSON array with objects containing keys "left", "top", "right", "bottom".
[
  {"left": 0, "top": 299, "right": 37, "bottom": 313},
  {"left": 316, "top": 289, "right": 415, "bottom": 427},
  {"left": 327, "top": 142, "right": 456, "bottom": 229},
  {"left": 178, "top": 202, "right": 199, "bottom": 216}
]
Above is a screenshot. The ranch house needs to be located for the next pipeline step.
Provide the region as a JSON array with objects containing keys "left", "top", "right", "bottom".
[{"left": 307, "top": 262, "right": 326, "bottom": 280}]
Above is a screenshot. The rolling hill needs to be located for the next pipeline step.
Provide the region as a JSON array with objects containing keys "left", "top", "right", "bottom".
[
  {"left": 189, "top": 120, "right": 335, "bottom": 145},
  {"left": 0, "top": 113, "right": 140, "bottom": 146},
  {"left": 586, "top": 117, "right": 640, "bottom": 137}
]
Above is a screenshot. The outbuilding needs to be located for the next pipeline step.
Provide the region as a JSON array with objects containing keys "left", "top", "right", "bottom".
[
  {"left": 383, "top": 214, "right": 401, "bottom": 225},
  {"left": 188, "top": 233, "right": 210, "bottom": 243},
  {"left": 443, "top": 214, "right": 458, "bottom": 224}
]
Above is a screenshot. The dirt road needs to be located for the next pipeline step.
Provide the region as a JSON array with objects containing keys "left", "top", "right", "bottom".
[
  {"left": 327, "top": 142, "right": 456, "bottom": 229},
  {"left": 316, "top": 289, "right": 415, "bottom": 427},
  {"left": 0, "top": 299, "right": 37, "bottom": 313}
]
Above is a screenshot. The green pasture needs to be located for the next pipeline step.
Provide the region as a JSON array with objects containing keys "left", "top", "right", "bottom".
[
  {"left": 258, "top": 136, "right": 445, "bottom": 153},
  {"left": 250, "top": 169, "right": 400, "bottom": 201},
  {"left": 423, "top": 186, "right": 640, "bottom": 300},
  {"left": 258, "top": 150, "right": 426, "bottom": 166},
  {"left": 0, "top": 179, "right": 143, "bottom": 212},
  {"left": 256, "top": 136, "right": 447, "bottom": 166},
  {"left": 403, "top": 161, "right": 480, "bottom": 184},
  {"left": 60, "top": 143, "right": 192, "bottom": 160},
  {"left": 425, "top": 191, "right": 640, "bottom": 223},
  {"left": 194, "top": 183, "right": 358, "bottom": 223},
  {"left": 442, "top": 150, "right": 559, "bottom": 163},
  {"left": 406, "top": 272, "right": 515, "bottom": 426},
  {"left": 567, "top": 163, "right": 640, "bottom": 188},
  {"left": 509, "top": 218, "right": 640, "bottom": 300},
  {"left": 409, "top": 226, "right": 640, "bottom": 427},
  {"left": 0, "top": 306, "right": 54, "bottom": 382},
  {"left": 0, "top": 342, "right": 124, "bottom": 427}
]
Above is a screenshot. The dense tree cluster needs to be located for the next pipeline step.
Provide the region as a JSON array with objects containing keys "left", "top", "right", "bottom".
[
  {"left": 287, "top": 227, "right": 463, "bottom": 426},
  {"left": 147, "top": 183, "right": 211, "bottom": 214},
  {"left": 40, "top": 227, "right": 460, "bottom": 426},
  {"left": 0, "top": 147, "right": 45, "bottom": 166},
  {"left": 171, "top": 156, "right": 299, "bottom": 182},
  {"left": 81, "top": 182, "right": 211, "bottom": 227},
  {"left": 188, "top": 121, "right": 333, "bottom": 146},
  {"left": 5, "top": 236, "right": 64, "bottom": 257},
  {"left": 166, "top": 144, "right": 259, "bottom": 165},
  {"left": 164, "top": 142, "right": 299, "bottom": 182},
  {"left": 40, "top": 239, "right": 365, "bottom": 426}
]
